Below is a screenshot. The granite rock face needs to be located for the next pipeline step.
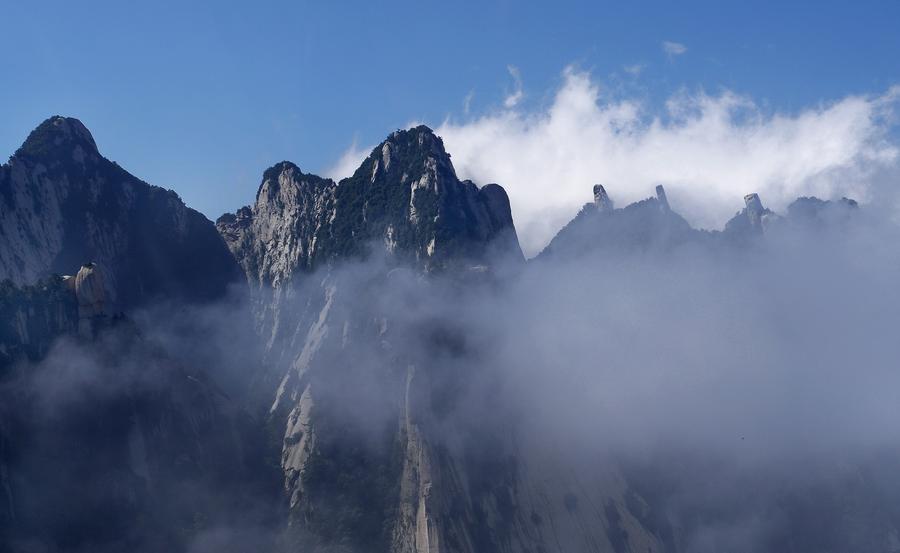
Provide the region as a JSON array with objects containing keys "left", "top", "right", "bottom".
[{"left": 0, "top": 116, "right": 241, "bottom": 309}]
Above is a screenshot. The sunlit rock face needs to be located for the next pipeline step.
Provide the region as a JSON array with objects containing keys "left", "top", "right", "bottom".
[
  {"left": 72, "top": 262, "right": 115, "bottom": 337},
  {"left": 0, "top": 116, "right": 241, "bottom": 309}
]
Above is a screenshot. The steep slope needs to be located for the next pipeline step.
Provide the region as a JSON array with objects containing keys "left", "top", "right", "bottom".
[{"left": 0, "top": 116, "right": 241, "bottom": 309}]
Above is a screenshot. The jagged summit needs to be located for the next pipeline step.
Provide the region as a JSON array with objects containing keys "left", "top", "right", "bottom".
[
  {"left": 262, "top": 160, "right": 303, "bottom": 182},
  {"left": 547, "top": 184, "right": 864, "bottom": 260},
  {"left": 14, "top": 115, "right": 99, "bottom": 160},
  {"left": 384, "top": 124, "right": 443, "bottom": 150},
  {"left": 218, "top": 124, "right": 522, "bottom": 286},
  {"left": 257, "top": 160, "right": 335, "bottom": 202},
  {"left": 349, "top": 124, "right": 455, "bottom": 187}
]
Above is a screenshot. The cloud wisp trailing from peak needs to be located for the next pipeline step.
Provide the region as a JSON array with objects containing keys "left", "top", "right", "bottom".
[
  {"left": 662, "top": 40, "right": 688, "bottom": 57},
  {"left": 435, "top": 68, "right": 900, "bottom": 256},
  {"left": 504, "top": 64, "right": 524, "bottom": 108},
  {"left": 326, "top": 136, "right": 369, "bottom": 182}
]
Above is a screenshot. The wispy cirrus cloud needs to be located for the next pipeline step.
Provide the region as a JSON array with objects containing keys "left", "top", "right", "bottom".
[
  {"left": 662, "top": 40, "right": 688, "bottom": 57},
  {"left": 504, "top": 65, "right": 524, "bottom": 108},
  {"left": 623, "top": 63, "right": 645, "bottom": 76}
]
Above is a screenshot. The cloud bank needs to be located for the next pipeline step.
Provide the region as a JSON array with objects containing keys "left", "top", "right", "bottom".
[{"left": 436, "top": 68, "right": 900, "bottom": 255}]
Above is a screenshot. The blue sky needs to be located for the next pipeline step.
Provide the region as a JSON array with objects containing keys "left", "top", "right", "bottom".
[{"left": 2, "top": 0, "right": 899, "bottom": 236}]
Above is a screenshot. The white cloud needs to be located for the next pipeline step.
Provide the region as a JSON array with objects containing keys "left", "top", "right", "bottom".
[
  {"left": 504, "top": 65, "right": 524, "bottom": 108},
  {"left": 436, "top": 67, "right": 900, "bottom": 256},
  {"left": 662, "top": 40, "right": 688, "bottom": 57},
  {"left": 325, "top": 137, "right": 369, "bottom": 182}
]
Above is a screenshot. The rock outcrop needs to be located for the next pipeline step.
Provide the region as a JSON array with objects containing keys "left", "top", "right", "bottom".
[
  {"left": 655, "top": 184, "right": 670, "bottom": 211},
  {"left": 723, "top": 192, "right": 780, "bottom": 238},
  {"left": 593, "top": 184, "right": 614, "bottom": 212},
  {"left": 69, "top": 262, "right": 114, "bottom": 337}
]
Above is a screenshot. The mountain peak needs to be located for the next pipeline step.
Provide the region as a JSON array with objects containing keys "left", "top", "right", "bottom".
[
  {"left": 379, "top": 124, "right": 449, "bottom": 163},
  {"left": 261, "top": 160, "right": 303, "bottom": 183},
  {"left": 15, "top": 115, "right": 99, "bottom": 160}
]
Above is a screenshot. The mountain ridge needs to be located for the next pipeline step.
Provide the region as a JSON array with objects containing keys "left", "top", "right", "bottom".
[{"left": 0, "top": 115, "right": 891, "bottom": 553}]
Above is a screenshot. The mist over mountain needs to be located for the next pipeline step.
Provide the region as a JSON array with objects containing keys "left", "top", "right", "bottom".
[{"left": 2, "top": 115, "right": 900, "bottom": 553}]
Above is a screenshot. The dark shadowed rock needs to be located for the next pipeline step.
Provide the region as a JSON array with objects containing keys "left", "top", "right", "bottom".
[{"left": 0, "top": 116, "right": 242, "bottom": 309}]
